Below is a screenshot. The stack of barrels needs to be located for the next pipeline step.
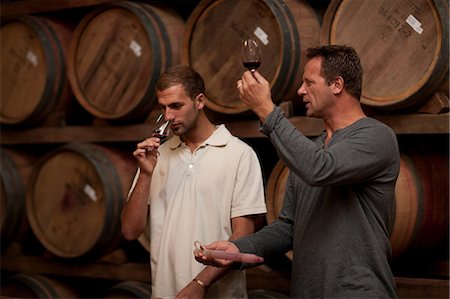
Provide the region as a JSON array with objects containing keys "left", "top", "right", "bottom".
[
  {"left": 1, "top": 0, "right": 448, "bottom": 123},
  {"left": 1, "top": 0, "right": 188, "bottom": 258},
  {"left": 1, "top": 1, "right": 185, "bottom": 126}
]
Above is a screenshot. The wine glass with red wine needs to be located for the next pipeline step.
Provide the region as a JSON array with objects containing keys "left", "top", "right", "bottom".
[
  {"left": 242, "top": 38, "right": 261, "bottom": 72},
  {"left": 146, "top": 114, "right": 172, "bottom": 153}
]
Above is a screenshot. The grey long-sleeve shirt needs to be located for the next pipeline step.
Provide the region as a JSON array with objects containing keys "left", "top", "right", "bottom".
[{"left": 234, "top": 107, "right": 400, "bottom": 298}]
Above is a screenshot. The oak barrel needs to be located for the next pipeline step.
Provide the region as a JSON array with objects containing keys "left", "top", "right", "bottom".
[
  {"left": 266, "top": 153, "right": 449, "bottom": 259},
  {"left": 26, "top": 143, "right": 136, "bottom": 259},
  {"left": 1, "top": 273, "right": 78, "bottom": 298},
  {"left": 103, "top": 281, "right": 151, "bottom": 299},
  {"left": 67, "top": 2, "right": 184, "bottom": 122},
  {"left": 182, "top": 0, "right": 320, "bottom": 114},
  {"left": 0, "top": 148, "right": 37, "bottom": 251},
  {"left": 390, "top": 152, "right": 449, "bottom": 258},
  {"left": 0, "top": 15, "right": 73, "bottom": 126},
  {"left": 265, "top": 160, "right": 293, "bottom": 260},
  {"left": 321, "top": 0, "right": 449, "bottom": 110}
]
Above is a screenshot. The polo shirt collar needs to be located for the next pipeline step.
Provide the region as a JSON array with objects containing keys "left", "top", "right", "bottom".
[{"left": 168, "top": 124, "right": 231, "bottom": 149}]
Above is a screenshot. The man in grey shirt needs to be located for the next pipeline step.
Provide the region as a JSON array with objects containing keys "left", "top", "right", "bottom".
[{"left": 195, "top": 45, "right": 400, "bottom": 298}]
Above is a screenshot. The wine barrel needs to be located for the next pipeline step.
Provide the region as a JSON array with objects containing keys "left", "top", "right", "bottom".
[
  {"left": 0, "top": 148, "right": 37, "bottom": 251},
  {"left": 67, "top": 2, "right": 184, "bottom": 122},
  {"left": 390, "top": 152, "right": 449, "bottom": 258},
  {"left": 26, "top": 143, "right": 136, "bottom": 259},
  {"left": 1, "top": 273, "right": 78, "bottom": 298},
  {"left": 265, "top": 160, "right": 293, "bottom": 260},
  {"left": 0, "top": 15, "right": 73, "bottom": 126},
  {"left": 321, "top": 0, "right": 449, "bottom": 110},
  {"left": 102, "top": 281, "right": 151, "bottom": 299},
  {"left": 266, "top": 153, "right": 449, "bottom": 259},
  {"left": 182, "top": 0, "right": 320, "bottom": 114}
]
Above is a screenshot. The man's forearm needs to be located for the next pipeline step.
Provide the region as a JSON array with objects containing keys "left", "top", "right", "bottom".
[{"left": 121, "top": 173, "right": 151, "bottom": 240}]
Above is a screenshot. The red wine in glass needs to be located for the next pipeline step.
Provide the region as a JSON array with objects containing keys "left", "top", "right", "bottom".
[
  {"left": 152, "top": 131, "right": 170, "bottom": 144},
  {"left": 146, "top": 114, "right": 171, "bottom": 152},
  {"left": 242, "top": 39, "right": 262, "bottom": 72},
  {"left": 243, "top": 61, "right": 261, "bottom": 70}
]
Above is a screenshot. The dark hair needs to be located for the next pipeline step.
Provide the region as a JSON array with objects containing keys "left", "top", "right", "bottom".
[
  {"left": 306, "top": 45, "right": 363, "bottom": 100},
  {"left": 156, "top": 65, "right": 205, "bottom": 99}
]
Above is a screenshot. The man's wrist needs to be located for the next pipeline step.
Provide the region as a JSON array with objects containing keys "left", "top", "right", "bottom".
[
  {"left": 257, "top": 103, "right": 275, "bottom": 123},
  {"left": 192, "top": 278, "right": 209, "bottom": 291}
]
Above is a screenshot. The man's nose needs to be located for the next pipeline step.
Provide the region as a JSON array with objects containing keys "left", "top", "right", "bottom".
[
  {"left": 164, "top": 111, "right": 175, "bottom": 122},
  {"left": 297, "top": 84, "right": 306, "bottom": 96}
]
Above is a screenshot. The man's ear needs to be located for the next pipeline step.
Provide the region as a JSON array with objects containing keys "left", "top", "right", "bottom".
[
  {"left": 332, "top": 76, "right": 344, "bottom": 95},
  {"left": 195, "top": 93, "right": 206, "bottom": 109}
]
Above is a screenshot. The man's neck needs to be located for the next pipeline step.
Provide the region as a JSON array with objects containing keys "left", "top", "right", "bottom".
[
  {"left": 183, "top": 116, "right": 216, "bottom": 152},
  {"left": 323, "top": 101, "right": 366, "bottom": 145}
]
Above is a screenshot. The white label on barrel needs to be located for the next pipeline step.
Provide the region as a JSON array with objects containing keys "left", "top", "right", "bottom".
[
  {"left": 129, "top": 40, "right": 142, "bottom": 57},
  {"left": 26, "top": 50, "right": 38, "bottom": 66},
  {"left": 254, "top": 27, "right": 269, "bottom": 45},
  {"left": 83, "top": 184, "right": 97, "bottom": 202},
  {"left": 406, "top": 14, "right": 423, "bottom": 34}
]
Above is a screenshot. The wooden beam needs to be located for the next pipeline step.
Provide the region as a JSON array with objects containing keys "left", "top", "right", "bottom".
[
  {"left": 396, "top": 277, "right": 449, "bottom": 299},
  {"left": 373, "top": 113, "right": 449, "bottom": 134},
  {"left": 1, "top": 254, "right": 150, "bottom": 282},
  {"left": 0, "top": 123, "right": 154, "bottom": 144},
  {"left": 1, "top": 114, "right": 448, "bottom": 145}
]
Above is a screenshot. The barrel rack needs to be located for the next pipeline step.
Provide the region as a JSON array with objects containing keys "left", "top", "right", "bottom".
[{"left": 1, "top": 110, "right": 449, "bottom": 145}]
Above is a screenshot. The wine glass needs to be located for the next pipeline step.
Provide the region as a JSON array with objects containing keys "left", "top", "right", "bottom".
[
  {"left": 242, "top": 38, "right": 262, "bottom": 73},
  {"left": 146, "top": 113, "right": 172, "bottom": 152}
]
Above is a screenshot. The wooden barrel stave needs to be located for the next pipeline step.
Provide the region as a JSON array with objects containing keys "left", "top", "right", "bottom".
[
  {"left": 67, "top": 2, "right": 184, "bottom": 122},
  {"left": 182, "top": 0, "right": 320, "bottom": 114},
  {"left": 391, "top": 152, "right": 449, "bottom": 257},
  {"left": 0, "top": 148, "right": 37, "bottom": 251},
  {"left": 0, "top": 15, "right": 73, "bottom": 126},
  {"left": 26, "top": 143, "right": 136, "bottom": 259},
  {"left": 321, "top": 0, "right": 449, "bottom": 110},
  {"left": 1, "top": 273, "right": 79, "bottom": 298}
]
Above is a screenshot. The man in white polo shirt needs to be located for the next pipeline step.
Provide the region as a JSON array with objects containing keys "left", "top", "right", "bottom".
[{"left": 121, "top": 65, "right": 267, "bottom": 299}]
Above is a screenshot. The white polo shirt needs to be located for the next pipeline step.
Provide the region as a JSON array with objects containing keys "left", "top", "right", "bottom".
[{"left": 130, "top": 125, "right": 267, "bottom": 299}]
